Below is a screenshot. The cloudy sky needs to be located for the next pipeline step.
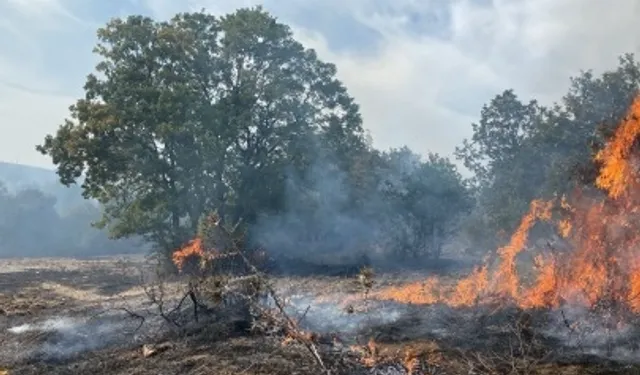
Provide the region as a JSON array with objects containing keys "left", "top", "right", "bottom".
[{"left": 0, "top": 0, "right": 638, "bottom": 169}]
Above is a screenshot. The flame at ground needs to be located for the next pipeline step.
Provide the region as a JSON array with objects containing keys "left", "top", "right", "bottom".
[{"left": 375, "top": 97, "right": 640, "bottom": 313}]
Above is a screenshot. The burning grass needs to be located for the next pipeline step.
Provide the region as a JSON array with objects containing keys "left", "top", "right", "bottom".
[
  {"left": 6, "top": 257, "right": 640, "bottom": 374},
  {"left": 307, "top": 96, "right": 640, "bottom": 372},
  {"left": 10, "top": 99, "right": 640, "bottom": 373},
  {"left": 373, "top": 97, "right": 640, "bottom": 314}
]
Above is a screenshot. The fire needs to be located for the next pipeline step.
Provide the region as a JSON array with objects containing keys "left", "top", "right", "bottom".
[
  {"left": 374, "top": 96, "right": 640, "bottom": 313},
  {"left": 172, "top": 238, "right": 213, "bottom": 272},
  {"left": 594, "top": 97, "right": 640, "bottom": 200},
  {"left": 375, "top": 277, "right": 441, "bottom": 305}
]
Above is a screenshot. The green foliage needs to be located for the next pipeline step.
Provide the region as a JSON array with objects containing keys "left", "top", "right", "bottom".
[
  {"left": 37, "top": 7, "right": 368, "bottom": 259},
  {"left": 457, "top": 53, "right": 640, "bottom": 244},
  {"left": 378, "top": 148, "right": 472, "bottom": 258}
]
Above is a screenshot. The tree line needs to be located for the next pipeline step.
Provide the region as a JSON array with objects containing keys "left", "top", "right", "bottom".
[
  {"left": 0, "top": 182, "right": 142, "bottom": 257},
  {"left": 457, "top": 53, "right": 640, "bottom": 243},
  {"left": 35, "top": 7, "right": 640, "bottom": 265}
]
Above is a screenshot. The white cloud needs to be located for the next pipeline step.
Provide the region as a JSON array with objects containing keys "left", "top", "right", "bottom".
[
  {"left": 277, "top": 0, "right": 640, "bottom": 159},
  {"left": 0, "top": 0, "right": 639, "bottom": 169}
]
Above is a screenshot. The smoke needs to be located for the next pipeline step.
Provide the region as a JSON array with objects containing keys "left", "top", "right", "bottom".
[
  {"left": 4, "top": 313, "right": 143, "bottom": 361},
  {"left": 539, "top": 306, "right": 640, "bottom": 361},
  {"left": 8, "top": 317, "right": 77, "bottom": 334},
  {"left": 0, "top": 182, "right": 145, "bottom": 258},
  {"left": 252, "top": 159, "right": 383, "bottom": 266},
  {"left": 274, "top": 293, "right": 407, "bottom": 335},
  {"left": 251, "top": 149, "right": 469, "bottom": 271}
]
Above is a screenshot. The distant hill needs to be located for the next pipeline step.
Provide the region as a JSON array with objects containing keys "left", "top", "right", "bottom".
[
  {"left": 0, "top": 162, "right": 58, "bottom": 190},
  {"left": 0, "top": 162, "right": 88, "bottom": 215}
]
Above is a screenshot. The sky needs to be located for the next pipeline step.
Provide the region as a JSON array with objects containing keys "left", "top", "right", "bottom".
[{"left": 0, "top": 0, "right": 639, "bottom": 169}]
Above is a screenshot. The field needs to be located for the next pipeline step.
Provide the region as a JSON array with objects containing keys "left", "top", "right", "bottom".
[{"left": 2, "top": 256, "right": 640, "bottom": 375}]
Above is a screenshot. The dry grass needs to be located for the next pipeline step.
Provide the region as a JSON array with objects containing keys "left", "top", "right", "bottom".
[{"left": 2, "top": 256, "right": 640, "bottom": 375}]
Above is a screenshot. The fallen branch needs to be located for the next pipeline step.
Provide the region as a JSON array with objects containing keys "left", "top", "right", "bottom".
[{"left": 234, "top": 245, "right": 329, "bottom": 373}]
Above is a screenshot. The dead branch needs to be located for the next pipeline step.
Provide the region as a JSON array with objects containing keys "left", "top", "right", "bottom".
[
  {"left": 231, "top": 243, "right": 329, "bottom": 373},
  {"left": 119, "top": 307, "right": 146, "bottom": 333}
]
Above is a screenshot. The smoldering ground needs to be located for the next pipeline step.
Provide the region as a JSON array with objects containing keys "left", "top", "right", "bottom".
[
  {"left": 277, "top": 285, "right": 640, "bottom": 363},
  {"left": 2, "top": 314, "right": 142, "bottom": 363},
  {"left": 6, "top": 255, "right": 640, "bottom": 375}
]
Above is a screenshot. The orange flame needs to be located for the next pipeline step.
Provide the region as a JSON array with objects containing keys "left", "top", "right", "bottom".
[
  {"left": 172, "top": 238, "right": 210, "bottom": 272},
  {"left": 595, "top": 98, "right": 640, "bottom": 200},
  {"left": 374, "top": 96, "right": 640, "bottom": 312}
]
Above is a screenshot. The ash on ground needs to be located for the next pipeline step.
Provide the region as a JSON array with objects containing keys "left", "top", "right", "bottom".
[
  {"left": 1, "top": 311, "right": 150, "bottom": 364},
  {"left": 276, "top": 293, "right": 407, "bottom": 336}
]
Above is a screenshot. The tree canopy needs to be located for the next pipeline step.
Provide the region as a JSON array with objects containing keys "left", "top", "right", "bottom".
[
  {"left": 38, "top": 7, "right": 469, "bottom": 265},
  {"left": 37, "top": 6, "right": 640, "bottom": 265},
  {"left": 457, "top": 54, "right": 640, "bottom": 240},
  {"left": 39, "top": 9, "right": 365, "bottom": 250}
]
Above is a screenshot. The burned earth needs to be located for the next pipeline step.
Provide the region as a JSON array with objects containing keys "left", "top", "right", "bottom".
[{"left": 1, "top": 254, "right": 640, "bottom": 375}]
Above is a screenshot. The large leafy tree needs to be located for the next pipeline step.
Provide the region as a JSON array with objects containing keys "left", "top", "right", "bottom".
[
  {"left": 455, "top": 90, "right": 546, "bottom": 231},
  {"left": 455, "top": 89, "right": 543, "bottom": 188},
  {"left": 37, "top": 7, "right": 366, "bottom": 257}
]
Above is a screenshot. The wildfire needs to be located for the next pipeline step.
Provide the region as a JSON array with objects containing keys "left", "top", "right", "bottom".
[
  {"left": 172, "top": 238, "right": 213, "bottom": 272},
  {"left": 374, "top": 96, "right": 640, "bottom": 313}
]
